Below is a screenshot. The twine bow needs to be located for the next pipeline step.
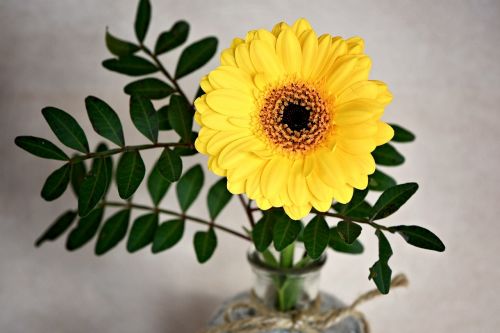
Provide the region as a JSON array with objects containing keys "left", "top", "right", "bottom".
[{"left": 203, "top": 274, "right": 408, "bottom": 333}]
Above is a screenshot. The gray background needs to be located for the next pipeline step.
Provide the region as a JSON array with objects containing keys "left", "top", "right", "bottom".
[{"left": 1, "top": 0, "right": 499, "bottom": 332}]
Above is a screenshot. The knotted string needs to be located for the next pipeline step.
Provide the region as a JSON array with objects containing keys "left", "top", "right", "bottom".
[{"left": 203, "top": 274, "right": 408, "bottom": 333}]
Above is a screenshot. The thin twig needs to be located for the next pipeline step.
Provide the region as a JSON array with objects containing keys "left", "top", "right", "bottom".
[
  {"left": 69, "top": 142, "right": 192, "bottom": 164},
  {"left": 238, "top": 194, "right": 256, "bottom": 228},
  {"left": 103, "top": 201, "right": 251, "bottom": 241},
  {"left": 315, "top": 210, "right": 393, "bottom": 232}
]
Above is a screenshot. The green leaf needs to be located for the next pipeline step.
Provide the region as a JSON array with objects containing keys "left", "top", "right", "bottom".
[
  {"left": 337, "top": 220, "right": 362, "bottom": 244},
  {"left": 303, "top": 216, "right": 330, "bottom": 259},
  {"left": 252, "top": 214, "right": 275, "bottom": 252},
  {"left": 376, "top": 229, "right": 393, "bottom": 262},
  {"left": 105, "top": 29, "right": 140, "bottom": 56},
  {"left": 372, "top": 143, "right": 405, "bottom": 166},
  {"left": 66, "top": 207, "right": 104, "bottom": 250},
  {"left": 134, "top": 0, "right": 151, "bottom": 42},
  {"left": 116, "top": 151, "right": 145, "bottom": 199},
  {"left": 174, "top": 132, "right": 197, "bottom": 156},
  {"left": 369, "top": 260, "right": 392, "bottom": 295},
  {"left": 103, "top": 56, "right": 158, "bottom": 76},
  {"left": 390, "top": 124, "right": 415, "bottom": 143},
  {"left": 70, "top": 159, "right": 86, "bottom": 197},
  {"left": 127, "top": 213, "right": 158, "bottom": 252},
  {"left": 157, "top": 148, "right": 182, "bottom": 182},
  {"left": 193, "top": 228, "right": 217, "bottom": 263},
  {"left": 175, "top": 37, "right": 218, "bottom": 79},
  {"left": 124, "top": 78, "right": 174, "bottom": 100},
  {"left": 273, "top": 213, "right": 302, "bottom": 251},
  {"left": 155, "top": 20, "right": 189, "bottom": 55},
  {"left": 85, "top": 96, "right": 125, "bottom": 147},
  {"left": 371, "top": 183, "right": 419, "bottom": 220},
  {"left": 78, "top": 158, "right": 107, "bottom": 217},
  {"left": 42, "top": 107, "right": 89, "bottom": 153},
  {"left": 333, "top": 188, "right": 368, "bottom": 215},
  {"left": 207, "top": 178, "right": 232, "bottom": 220},
  {"left": 329, "top": 227, "right": 364, "bottom": 254},
  {"left": 152, "top": 219, "right": 184, "bottom": 253},
  {"left": 157, "top": 105, "right": 172, "bottom": 130},
  {"left": 15, "top": 136, "right": 68, "bottom": 161},
  {"left": 391, "top": 225, "right": 445, "bottom": 252},
  {"left": 95, "top": 209, "right": 130, "bottom": 255},
  {"left": 168, "top": 95, "right": 194, "bottom": 142},
  {"left": 35, "top": 210, "right": 77, "bottom": 247},
  {"left": 130, "top": 95, "right": 159, "bottom": 143},
  {"left": 95, "top": 143, "right": 114, "bottom": 194},
  {"left": 368, "top": 169, "right": 396, "bottom": 192},
  {"left": 147, "top": 160, "right": 171, "bottom": 206},
  {"left": 176, "top": 164, "right": 204, "bottom": 212},
  {"left": 41, "top": 163, "right": 70, "bottom": 201}
]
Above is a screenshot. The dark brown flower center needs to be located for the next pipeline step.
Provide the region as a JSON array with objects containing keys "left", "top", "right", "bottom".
[{"left": 259, "top": 82, "right": 331, "bottom": 153}]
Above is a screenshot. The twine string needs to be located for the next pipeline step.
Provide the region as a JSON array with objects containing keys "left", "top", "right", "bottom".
[{"left": 203, "top": 273, "right": 408, "bottom": 333}]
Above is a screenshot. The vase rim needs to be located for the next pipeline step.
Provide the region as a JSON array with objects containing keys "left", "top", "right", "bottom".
[{"left": 247, "top": 247, "right": 327, "bottom": 276}]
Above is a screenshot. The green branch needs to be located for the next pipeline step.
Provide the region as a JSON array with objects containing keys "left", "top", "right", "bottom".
[
  {"left": 103, "top": 200, "right": 251, "bottom": 241},
  {"left": 70, "top": 142, "right": 192, "bottom": 163},
  {"left": 315, "top": 210, "right": 394, "bottom": 232}
]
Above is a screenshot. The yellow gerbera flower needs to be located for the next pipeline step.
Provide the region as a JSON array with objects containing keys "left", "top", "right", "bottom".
[{"left": 194, "top": 18, "right": 394, "bottom": 220}]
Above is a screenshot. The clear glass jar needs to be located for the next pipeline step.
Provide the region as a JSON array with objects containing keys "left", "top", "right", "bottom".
[{"left": 208, "top": 249, "right": 364, "bottom": 333}]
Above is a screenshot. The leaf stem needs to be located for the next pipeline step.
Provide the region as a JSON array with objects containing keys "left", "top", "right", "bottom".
[
  {"left": 238, "top": 194, "right": 256, "bottom": 228},
  {"left": 314, "top": 210, "right": 394, "bottom": 232},
  {"left": 69, "top": 142, "right": 192, "bottom": 163},
  {"left": 103, "top": 200, "right": 251, "bottom": 241},
  {"left": 140, "top": 44, "right": 192, "bottom": 105}
]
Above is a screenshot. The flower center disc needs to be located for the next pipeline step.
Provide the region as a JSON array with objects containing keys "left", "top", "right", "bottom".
[{"left": 260, "top": 82, "right": 331, "bottom": 154}]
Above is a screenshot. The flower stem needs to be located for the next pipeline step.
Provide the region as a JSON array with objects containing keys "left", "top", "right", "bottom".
[
  {"left": 238, "top": 194, "right": 256, "bottom": 228},
  {"left": 103, "top": 201, "right": 251, "bottom": 241},
  {"left": 70, "top": 142, "right": 192, "bottom": 164}
]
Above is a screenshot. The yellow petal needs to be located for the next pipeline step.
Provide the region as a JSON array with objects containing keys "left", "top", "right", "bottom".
[
  {"left": 300, "top": 30, "right": 318, "bottom": 80},
  {"left": 227, "top": 179, "right": 245, "bottom": 194},
  {"left": 333, "top": 185, "right": 354, "bottom": 204},
  {"left": 375, "top": 121, "right": 394, "bottom": 145},
  {"left": 287, "top": 158, "right": 310, "bottom": 206},
  {"left": 291, "top": 18, "right": 313, "bottom": 36},
  {"left": 337, "top": 137, "right": 376, "bottom": 154},
  {"left": 206, "top": 131, "right": 248, "bottom": 156},
  {"left": 208, "top": 66, "right": 254, "bottom": 93},
  {"left": 250, "top": 39, "right": 284, "bottom": 79},
  {"left": 310, "top": 198, "right": 331, "bottom": 212},
  {"left": 346, "top": 37, "right": 364, "bottom": 54},
  {"left": 208, "top": 156, "right": 226, "bottom": 176},
  {"left": 205, "top": 89, "right": 255, "bottom": 117},
  {"left": 260, "top": 156, "right": 290, "bottom": 199},
  {"left": 220, "top": 48, "right": 237, "bottom": 67},
  {"left": 254, "top": 29, "right": 277, "bottom": 47},
  {"left": 306, "top": 169, "right": 334, "bottom": 202},
  {"left": 272, "top": 22, "right": 290, "bottom": 37},
  {"left": 284, "top": 204, "right": 312, "bottom": 220},
  {"left": 200, "top": 75, "right": 215, "bottom": 93},
  {"left": 235, "top": 43, "right": 256, "bottom": 75},
  {"left": 276, "top": 29, "right": 302, "bottom": 74},
  {"left": 256, "top": 197, "right": 272, "bottom": 210},
  {"left": 315, "top": 149, "right": 345, "bottom": 188}
]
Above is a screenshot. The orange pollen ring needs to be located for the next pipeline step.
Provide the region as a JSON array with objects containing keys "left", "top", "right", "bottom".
[{"left": 259, "top": 82, "right": 331, "bottom": 153}]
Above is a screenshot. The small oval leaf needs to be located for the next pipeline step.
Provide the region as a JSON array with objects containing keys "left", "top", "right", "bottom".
[
  {"left": 368, "top": 169, "right": 397, "bottom": 192},
  {"left": 95, "top": 209, "right": 130, "bottom": 255},
  {"left": 252, "top": 214, "right": 275, "bottom": 252},
  {"left": 369, "top": 260, "right": 392, "bottom": 295},
  {"left": 134, "top": 0, "right": 151, "bottom": 42},
  {"left": 105, "top": 29, "right": 140, "bottom": 56},
  {"left": 78, "top": 158, "right": 108, "bottom": 217},
  {"left": 176, "top": 164, "right": 204, "bottom": 212},
  {"left": 35, "top": 210, "right": 77, "bottom": 247},
  {"left": 127, "top": 213, "right": 158, "bottom": 252},
  {"left": 391, "top": 225, "right": 445, "bottom": 252},
  {"left": 85, "top": 96, "right": 125, "bottom": 147},
  {"left": 273, "top": 212, "right": 302, "bottom": 251},
  {"left": 66, "top": 207, "right": 104, "bottom": 251},
  {"left": 157, "top": 105, "right": 172, "bottom": 130},
  {"left": 130, "top": 95, "right": 159, "bottom": 143},
  {"left": 372, "top": 143, "right": 405, "bottom": 166},
  {"left": 390, "top": 124, "right": 415, "bottom": 143},
  {"left": 336, "top": 220, "right": 362, "bottom": 245},
  {"left": 116, "top": 151, "right": 146, "bottom": 199},
  {"left": 207, "top": 178, "right": 232, "bottom": 220},
  {"left": 152, "top": 219, "right": 185, "bottom": 253},
  {"left": 15, "top": 136, "right": 68, "bottom": 161},
  {"left": 329, "top": 227, "right": 364, "bottom": 254},
  {"left": 193, "top": 228, "right": 217, "bottom": 263},
  {"left": 155, "top": 21, "right": 189, "bottom": 55},
  {"left": 175, "top": 37, "right": 218, "bottom": 79},
  {"left": 168, "top": 94, "right": 194, "bottom": 142},
  {"left": 41, "top": 163, "right": 71, "bottom": 201},
  {"left": 157, "top": 148, "right": 182, "bottom": 182},
  {"left": 371, "top": 183, "right": 419, "bottom": 220},
  {"left": 303, "top": 216, "right": 330, "bottom": 259},
  {"left": 70, "top": 159, "right": 87, "bottom": 197},
  {"left": 103, "top": 55, "right": 158, "bottom": 76},
  {"left": 42, "top": 107, "right": 89, "bottom": 153},
  {"left": 147, "top": 160, "right": 171, "bottom": 206},
  {"left": 124, "top": 78, "right": 174, "bottom": 100}
]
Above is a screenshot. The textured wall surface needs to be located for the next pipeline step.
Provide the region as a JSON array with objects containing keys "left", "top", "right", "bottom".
[{"left": 1, "top": 0, "right": 499, "bottom": 332}]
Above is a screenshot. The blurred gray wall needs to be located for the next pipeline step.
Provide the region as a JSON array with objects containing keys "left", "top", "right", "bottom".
[{"left": 1, "top": 0, "right": 499, "bottom": 332}]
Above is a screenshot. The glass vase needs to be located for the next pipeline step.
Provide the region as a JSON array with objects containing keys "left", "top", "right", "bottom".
[{"left": 208, "top": 249, "right": 364, "bottom": 333}]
